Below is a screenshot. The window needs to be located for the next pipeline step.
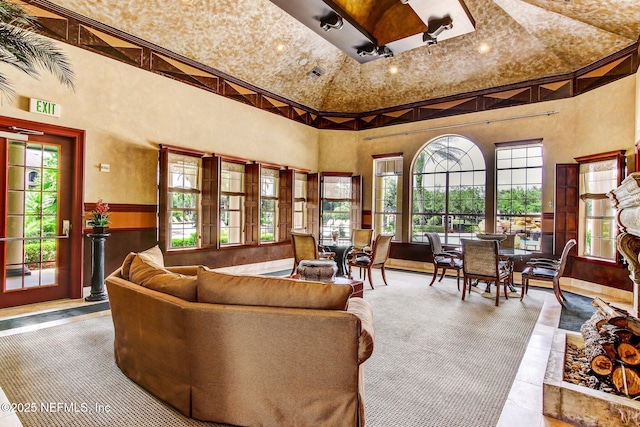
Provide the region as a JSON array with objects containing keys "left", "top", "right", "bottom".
[
  {"left": 220, "top": 161, "right": 245, "bottom": 246},
  {"left": 320, "top": 175, "right": 355, "bottom": 244},
  {"left": 167, "top": 152, "right": 201, "bottom": 249},
  {"left": 576, "top": 153, "right": 624, "bottom": 260},
  {"left": 294, "top": 172, "right": 307, "bottom": 230},
  {"left": 260, "top": 167, "right": 278, "bottom": 242},
  {"left": 373, "top": 156, "right": 402, "bottom": 239},
  {"left": 495, "top": 143, "right": 543, "bottom": 250},
  {"left": 411, "top": 135, "right": 485, "bottom": 245}
]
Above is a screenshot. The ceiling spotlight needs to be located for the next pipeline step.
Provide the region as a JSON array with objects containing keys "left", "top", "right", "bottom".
[
  {"left": 423, "top": 15, "right": 453, "bottom": 46},
  {"left": 276, "top": 43, "right": 287, "bottom": 53},
  {"left": 478, "top": 42, "right": 491, "bottom": 54},
  {"left": 356, "top": 44, "right": 393, "bottom": 58},
  {"left": 320, "top": 12, "right": 343, "bottom": 32},
  {"left": 389, "top": 66, "right": 399, "bottom": 74}
]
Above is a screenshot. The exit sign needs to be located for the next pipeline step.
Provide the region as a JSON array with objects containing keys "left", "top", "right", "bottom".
[{"left": 29, "top": 98, "right": 61, "bottom": 117}]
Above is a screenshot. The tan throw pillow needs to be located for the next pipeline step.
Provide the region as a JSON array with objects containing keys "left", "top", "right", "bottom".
[
  {"left": 197, "top": 268, "right": 352, "bottom": 310},
  {"left": 137, "top": 245, "right": 165, "bottom": 269},
  {"left": 129, "top": 256, "right": 197, "bottom": 301},
  {"left": 120, "top": 252, "right": 136, "bottom": 281},
  {"left": 129, "top": 255, "right": 169, "bottom": 286},
  {"left": 144, "top": 274, "right": 197, "bottom": 302}
]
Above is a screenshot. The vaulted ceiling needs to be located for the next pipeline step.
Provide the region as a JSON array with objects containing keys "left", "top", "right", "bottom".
[{"left": 32, "top": 0, "right": 640, "bottom": 113}]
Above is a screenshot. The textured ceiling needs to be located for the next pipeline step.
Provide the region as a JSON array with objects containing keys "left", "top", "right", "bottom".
[{"left": 44, "top": 0, "right": 640, "bottom": 113}]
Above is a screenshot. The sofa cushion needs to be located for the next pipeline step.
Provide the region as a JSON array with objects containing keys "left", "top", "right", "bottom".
[
  {"left": 120, "top": 252, "right": 136, "bottom": 281},
  {"left": 347, "top": 298, "right": 375, "bottom": 363},
  {"left": 129, "top": 256, "right": 197, "bottom": 301},
  {"left": 137, "top": 245, "right": 165, "bottom": 268},
  {"left": 197, "top": 268, "right": 352, "bottom": 310}
]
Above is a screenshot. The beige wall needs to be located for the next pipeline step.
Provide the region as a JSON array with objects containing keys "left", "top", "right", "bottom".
[
  {"left": 0, "top": 44, "right": 320, "bottom": 205},
  {"left": 0, "top": 42, "right": 637, "bottom": 234},
  {"left": 316, "top": 75, "right": 637, "bottom": 241}
]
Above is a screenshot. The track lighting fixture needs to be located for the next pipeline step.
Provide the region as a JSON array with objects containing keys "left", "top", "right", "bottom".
[
  {"left": 320, "top": 12, "right": 343, "bottom": 31},
  {"left": 422, "top": 15, "right": 453, "bottom": 46},
  {"left": 356, "top": 44, "right": 393, "bottom": 58}
]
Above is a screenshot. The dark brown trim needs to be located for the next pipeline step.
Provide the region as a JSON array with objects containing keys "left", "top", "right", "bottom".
[
  {"left": 542, "top": 212, "right": 554, "bottom": 220},
  {"left": 494, "top": 138, "right": 543, "bottom": 148},
  {"left": 158, "top": 144, "right": 206, "bottom": 157},
  {"left": 218, "top": 154, "right": 250, "bottom": 164},
  {"left": 84, "top": 203, "right": 157, "bottom": 212},
  {"left": 321, "top": 171, "right": 353, "bottom": 177},
  {"left": 21, "top": 0, "right": 640, "bottom": 132},
  {"left": 574, "top": 149, "right": 628, "bottom": 163},
  {"left": 372, "top": 152, "right": 403, "bottom": 159}
]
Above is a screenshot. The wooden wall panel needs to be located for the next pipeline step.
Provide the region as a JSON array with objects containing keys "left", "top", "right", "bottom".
[{"left": 554, "top": 163, "right": 579, "bottom": 255}]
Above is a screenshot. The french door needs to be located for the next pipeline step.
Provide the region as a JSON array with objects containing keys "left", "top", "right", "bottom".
[{"left": 0, "top": 118, "right": 84, "bottom": 309}]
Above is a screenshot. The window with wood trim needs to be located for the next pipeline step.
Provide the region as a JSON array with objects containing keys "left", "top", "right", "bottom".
[
  {"left": 158, "top": 148, "right": 204, "bottom": 250},
  {"left": 293, "top": 172, "right": 307, "bottom": 231},
  {"left": 220, "top": 161, "right": 245, "bottom": 246},
  {"left": 575, "top": 151, "right": 626, "bottom": 261},
  {"left": 495, "top": 142, "right": 543, "bottom": 250},
  {"left": 260, "top": 167, "right": 278, "bottom": 242},
  {"left": 373, "top": 156, "right": 402, "bottom": 240},
  {"left": 320, "top": 174, "right": 362, "bottom": 245}
]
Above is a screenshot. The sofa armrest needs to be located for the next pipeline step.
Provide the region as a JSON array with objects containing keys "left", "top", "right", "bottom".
[
  {"left": 166, "top": 265, "right": 199, "bottom": 276},
  {"left": 347, "top": 298, "right": 375, "bottom": 364}
]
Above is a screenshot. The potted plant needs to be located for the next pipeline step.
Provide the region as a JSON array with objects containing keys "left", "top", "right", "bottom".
[{"left": 87, "top": 199, "right": 110, "bottom": 234}]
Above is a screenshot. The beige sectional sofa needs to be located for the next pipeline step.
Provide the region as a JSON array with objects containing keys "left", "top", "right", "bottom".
[{"left": 105, "top": 246, "right": 375, "bottom": 427}]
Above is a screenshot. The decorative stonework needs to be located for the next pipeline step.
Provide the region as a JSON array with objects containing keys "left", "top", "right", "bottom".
[{"left": 608, "top": 172, "right": 640, "bottom": 317}]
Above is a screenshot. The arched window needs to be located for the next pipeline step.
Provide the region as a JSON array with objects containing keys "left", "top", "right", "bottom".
[{"left": 411, "top": 135, "right": 486, "bottom": 244}]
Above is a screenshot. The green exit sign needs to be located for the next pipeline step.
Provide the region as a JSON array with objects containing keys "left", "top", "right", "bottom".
[{"left": 29, "top": 98, "right": 61, "bottom": 117}]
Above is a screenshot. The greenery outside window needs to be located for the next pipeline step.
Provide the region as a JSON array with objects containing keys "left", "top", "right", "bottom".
[
  {"left": 220, "top": 161, "right": 245, "bottom": 246},
  {"left": 167, "top": 152, "right": 201, "bottom": 249},
  {"left": 321, "top": 175, "right": 352, "bottom": 244},
  {"left": 373, "top": 156, "right": 402, "bottom": 240},
  {"left": 260, "top": 168, "right": 278, "bottom": 242},
  {"left": 294, "top": 172, "right": 307, "bottom": 230},
  {"left": 411, "top": 135, "right": 485, "bottom": 245},
  {"left": 495, "top": 143, "right": 543, "bottom": 250},
  {"left": 577, "top": 156, "right": 621, "bottom": 260}
]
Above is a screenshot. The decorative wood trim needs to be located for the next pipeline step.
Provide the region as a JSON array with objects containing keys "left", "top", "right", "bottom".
[
  {"left": 574, "top": 150, "right": 628, "bottom": 163},
  {"left": 372, "top": 152, "right": 403, "bottom": 159},
  {"left": 84, "top": 202, "right": 157, "bottom": 212},
  {"left": 21, "top": 0, "right": 640, "bottom": 132},
  {"left": 321, "top": 171, "right": 353, "bottom": 177},
  {"left": 158, "top": 144, "right": 206, "bottom": 157},
  {"left": 494, "top": 138, "right": 543, "bottom": 148},
  {"left": 218, "top": 154, "right": 250, "bottom": 164}
]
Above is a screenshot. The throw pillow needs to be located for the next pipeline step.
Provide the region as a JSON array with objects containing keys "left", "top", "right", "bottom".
[
  {"left": 137, "top": 245, "right": 165, "bottom": 269},
  {"left": 129, "top": 256, "right": 197, "bottom": 301},
  {"left": 120, "top": 252, "right": 136, "bottom": 281},
  {"left": 197, "top": 268, "right": 352, "bottom": 310}
]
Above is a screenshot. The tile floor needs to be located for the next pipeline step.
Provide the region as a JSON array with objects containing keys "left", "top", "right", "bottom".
[{"left": 0, "top": 265, "right": 634, "bottom": 427}]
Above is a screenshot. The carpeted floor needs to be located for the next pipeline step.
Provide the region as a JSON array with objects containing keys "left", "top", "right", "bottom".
[{"left": 0, "top": 269, "right": 545, "bottom": 427}]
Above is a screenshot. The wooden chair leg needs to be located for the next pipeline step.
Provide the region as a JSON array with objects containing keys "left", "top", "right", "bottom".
[
  {"left": 456, "top": 270, "right": 460, "bottom": 291},
  {"left": 495, "top": 280, "right": 500, "bottom": 306},
  {"left": 380, "top": 265, "right": 389, "bottom": 286},
  {"left": 438, "top": 269, "right": 446, "bottom": 282},
  {"left": 461, "top": 277, "right": 467, "bottom": 301},
  {"left": 367, "top": 267, "right": 374, "bottom": 289},
  {"left": 553, "top": 277, "right": 566, "bottom": 307},
  {"left": 429, "top": 264, "right": 438, "bottom": 286},
  {"left": 520, "top": 276, "right": 528, "bottom": 301}
]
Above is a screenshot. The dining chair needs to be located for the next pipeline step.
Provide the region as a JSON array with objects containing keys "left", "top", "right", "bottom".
[
  {"left": 347, "top": 233, "right": 394, "bottom": 289},
  {"left": 461, "top": 239, "right": 511, "bottom": 306},
  {"left": 425, "top": 232, "right": 463, "bottom": 290},
  {"left": 346, "top": 229, "right": 374, "bottom": 276},
  {"left": 520, "top": 239, "right": 576, "bottom": 305},
  {"left": 290, "top": 231, "right": 335, "bottom": 276}
]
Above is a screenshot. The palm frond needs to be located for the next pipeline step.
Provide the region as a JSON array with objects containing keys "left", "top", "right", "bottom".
[{"left": 0, "top": 0, "right": 74, "bottom": 98}]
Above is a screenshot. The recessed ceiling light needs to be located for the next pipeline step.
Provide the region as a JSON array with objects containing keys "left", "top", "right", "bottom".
[
  {"left": 276, "top": 44, "right": 287, "bottom": 53},
  {"left": 298, "top": 58, "right": 309, "bottom": 66},
  {"left": 478, "top": 42, "right": 491, "bottom": 54},
  {"left": 389, "top": 66, "right": 399, "bottom": 74}
]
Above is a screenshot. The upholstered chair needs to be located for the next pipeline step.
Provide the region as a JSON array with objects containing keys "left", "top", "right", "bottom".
[
  {"left": 521, "top": 239, "right": 576, "bottom": 305},
  {"left": 346, "top": 228, "right": 374, "bottom": 265},
  {"left": 461, "top": 239, "right": 511, "bottom": 306},
  {"left": 347, "top": 233, "right": 394, "bottom": 289},
  {"left": 425, "top": 232, "right": 463, "bottom": 290},
  {"left": 290, "top": 231, "right": 335, "bottom": 276}
]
